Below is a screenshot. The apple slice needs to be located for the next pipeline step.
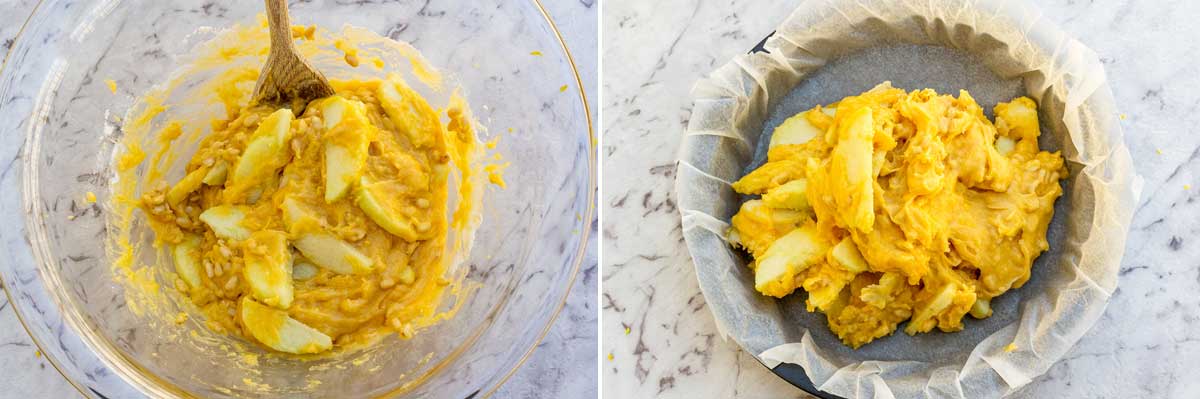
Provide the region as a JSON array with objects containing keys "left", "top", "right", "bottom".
[
  {"left": 830, "top": 107, "right": 875, "bottom": 232},
  {"left": 769, "top": 107, "right": 835, "bottom": 148},
  {"left": 292, "top": 261, "right": 318, "bottom": 281},
  {"left": 240, "top": 297, "right": 331, "bottom": 354},
  {"left": 227, "top": 109, "right": 295, "bottom": 199},
  {"left": 754, "top": 224, "right": 830, "bottom": 298},
  {"left": 172, "top": 235, "right": 204, "bottom": 290},
  {"left": 396, "top": 266, "right": 415, "bottom": 285},
  {"left": 280, "top": 196, "right": 322, "bottom": 234},
  {"left": 320, "top": 96, "right": 374, "bottom": 202},
  {"left": 803, "top": 264, "right": 852, "bottom": 313},
  {"left": 995, "top": 136, "right": 1016, "bottom": 156},
  {"left": 202, "top": 160, "right": 228, "bottom": 185},
  {"left": 969, "top": 297, "right": 992, "bottom": 319},
  {"left": 377, "top": 76, "right": 441, "bottom": 149},
  {"left": 198, "top": 205, "right": 251, "bottom": 241},
  {"left": 324, "top": 146, "right": 365, "bottom": 202},
  {"left": 243, "top": 230, "right": 294, "bottom": 309},
  {"left": 906, "top": 283, "right": 960, "bottom": 335},
  {"left": 355, "top": 177, "right": 433, "bottom": 241},
  {"left": 761, "top": 179, "right": 810, "bottom": 211},
  {"left": 828, "top": 237, "right": 868, "bottom": 273},
  {"left": 293, "top": 233, "right": 374, "bottom": 275},
  {"left": 166, "top": 167, "right": 209, "bottom": 206}
]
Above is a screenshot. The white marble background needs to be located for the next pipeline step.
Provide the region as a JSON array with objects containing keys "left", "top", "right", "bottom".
[
  {"left": 0, "top": 1, "right": 82, "bottom": 397},
  {"left": 602, "top": 0, "right": 1200, "bottom": 398},
  {"left": 0, "top": 0, "right": 597, "bottom": 398}
]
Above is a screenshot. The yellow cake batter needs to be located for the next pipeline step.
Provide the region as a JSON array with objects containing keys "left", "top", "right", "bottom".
[
  {"left": 111, "top": 19, "right": 487, "bottom": 356},
  {"left": 728, "top": 82, "right": 1066, "bottom": 348}
]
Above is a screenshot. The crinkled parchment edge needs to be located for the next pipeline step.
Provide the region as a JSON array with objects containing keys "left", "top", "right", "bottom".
[{"left": 674, "top": 0, "right": 1140, "bottom": 397}]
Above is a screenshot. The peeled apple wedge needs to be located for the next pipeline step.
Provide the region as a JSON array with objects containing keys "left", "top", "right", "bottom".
[
  {"left": 377, "top": 76, "right": 441, "bottom": 149},
  {"left": 202, "top": 161, "right": 228, "bottom": 185},
  {"left": 969, "top": 298, "right": 992, "bottom": 319},
  {"left": 280, "top": 196, "right": 322, "bottom": 234},
  {"left": 198, "top": 205, "right": 251, "bottom": 241},
  {"left": 906, "top": 283, "right": 960, "bottom": 335},
  {"left": 355, "top": 177, "right": 432, "bottom": 241},
  {"left": 172, "top": 235, "right": 203, "bottom": 290},
  {"left": 228, "top": 109, "right": 294, "bottom": 198},
  {"left": 397, "top": 266, "right": 415, "bottom": 285},
  {"left": 166, "top": 167, "right": 209, "bottom": 205},
  {"left": 324, "top": 146, "right": 365, "bottom": 203},
  {"left": 243, "top": 230, "right": 294, "bottom": 309},
  {"left": 830, "top": 107, "right": 875, "bottom": 232},
  {"left": 859, "top": 272, "right": 905, "bottom": 309},
  {"left": 755, "top": 224, "right": 830, "bottom": 298},
  {"left": 769, "top": 107, "right": 835, "bottom": 148},
  {"left": 320, "top": 96, "right": 374, "bottom": 202},
  {"left": 761, "top": 179, "right": 810, "bottom": 211},
  {"left": 804, "top": 267, "right": 851, "bottom": 312},
  {"left": 828, "top": 237, "right": 868, "bottom": 273},
  {"left": 293, "top": 233, "right": 374, "bottom": 275},
  {"left": 995, "top": 136, "right": 1016, "bottom": 156},
  {"left": 292, "top": 262, "right": 318, "bottom": 281},
  {"left": 240, "top": 297, "right": 331, "bottom": 354}
]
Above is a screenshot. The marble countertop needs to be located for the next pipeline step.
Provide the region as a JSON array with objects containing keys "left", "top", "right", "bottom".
[
  {"left": 0, "top": 0, "right": 596, "bottom": 398},
  {"left": 602, "top": 0, "right": 1200, "bottom": 398},
  {"left": 0, "top": 2, "right": 85, "bottom": 396}
]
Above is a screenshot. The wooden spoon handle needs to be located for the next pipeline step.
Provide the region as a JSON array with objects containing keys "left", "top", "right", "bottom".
[
  {"left": 252, "top": 0, "right": 335, "bottom": 105},
  {"left": 263, "top": 0, "right": 294, "bottom": 52}
]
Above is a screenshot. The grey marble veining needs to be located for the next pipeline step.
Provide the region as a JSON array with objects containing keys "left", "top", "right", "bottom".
[
  {"left": 494, "top": 0, "right": 598, "bottom": 397},
  {"left": 602, "top": 0, "right": 1200, "bottom": 398},
  {"left": 0, "top": 0, "right": 597, "bottom": 398},
  {"left": 0, "top": 3, "right": 81, "bottom": 399}
]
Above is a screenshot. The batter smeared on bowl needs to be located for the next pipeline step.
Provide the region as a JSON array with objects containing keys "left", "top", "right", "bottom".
[
  {"left": 728, "top": 82, "right": 1066, "bottom": 348},
  {"left": 114, "top": 20, "right": 486, "bottom": 355}
]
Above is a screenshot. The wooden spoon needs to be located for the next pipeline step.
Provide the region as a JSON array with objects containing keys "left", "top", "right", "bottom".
[{"left": 252, "top": 0, "right": 335, "bottom": 107}]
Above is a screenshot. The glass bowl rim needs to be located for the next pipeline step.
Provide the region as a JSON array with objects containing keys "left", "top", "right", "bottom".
[{"left": 0, "top": 0, "right": 597, "bottom": 397}]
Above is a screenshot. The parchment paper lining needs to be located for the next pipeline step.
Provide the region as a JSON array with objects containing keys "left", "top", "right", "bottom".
[{"left": 675, "top": 1, "right": 1139, "bottom": 397}]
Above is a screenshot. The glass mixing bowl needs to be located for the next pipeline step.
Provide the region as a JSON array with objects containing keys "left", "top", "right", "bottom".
[{"left": 0, "top": 0, "right": 594, "bottom": 398}]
